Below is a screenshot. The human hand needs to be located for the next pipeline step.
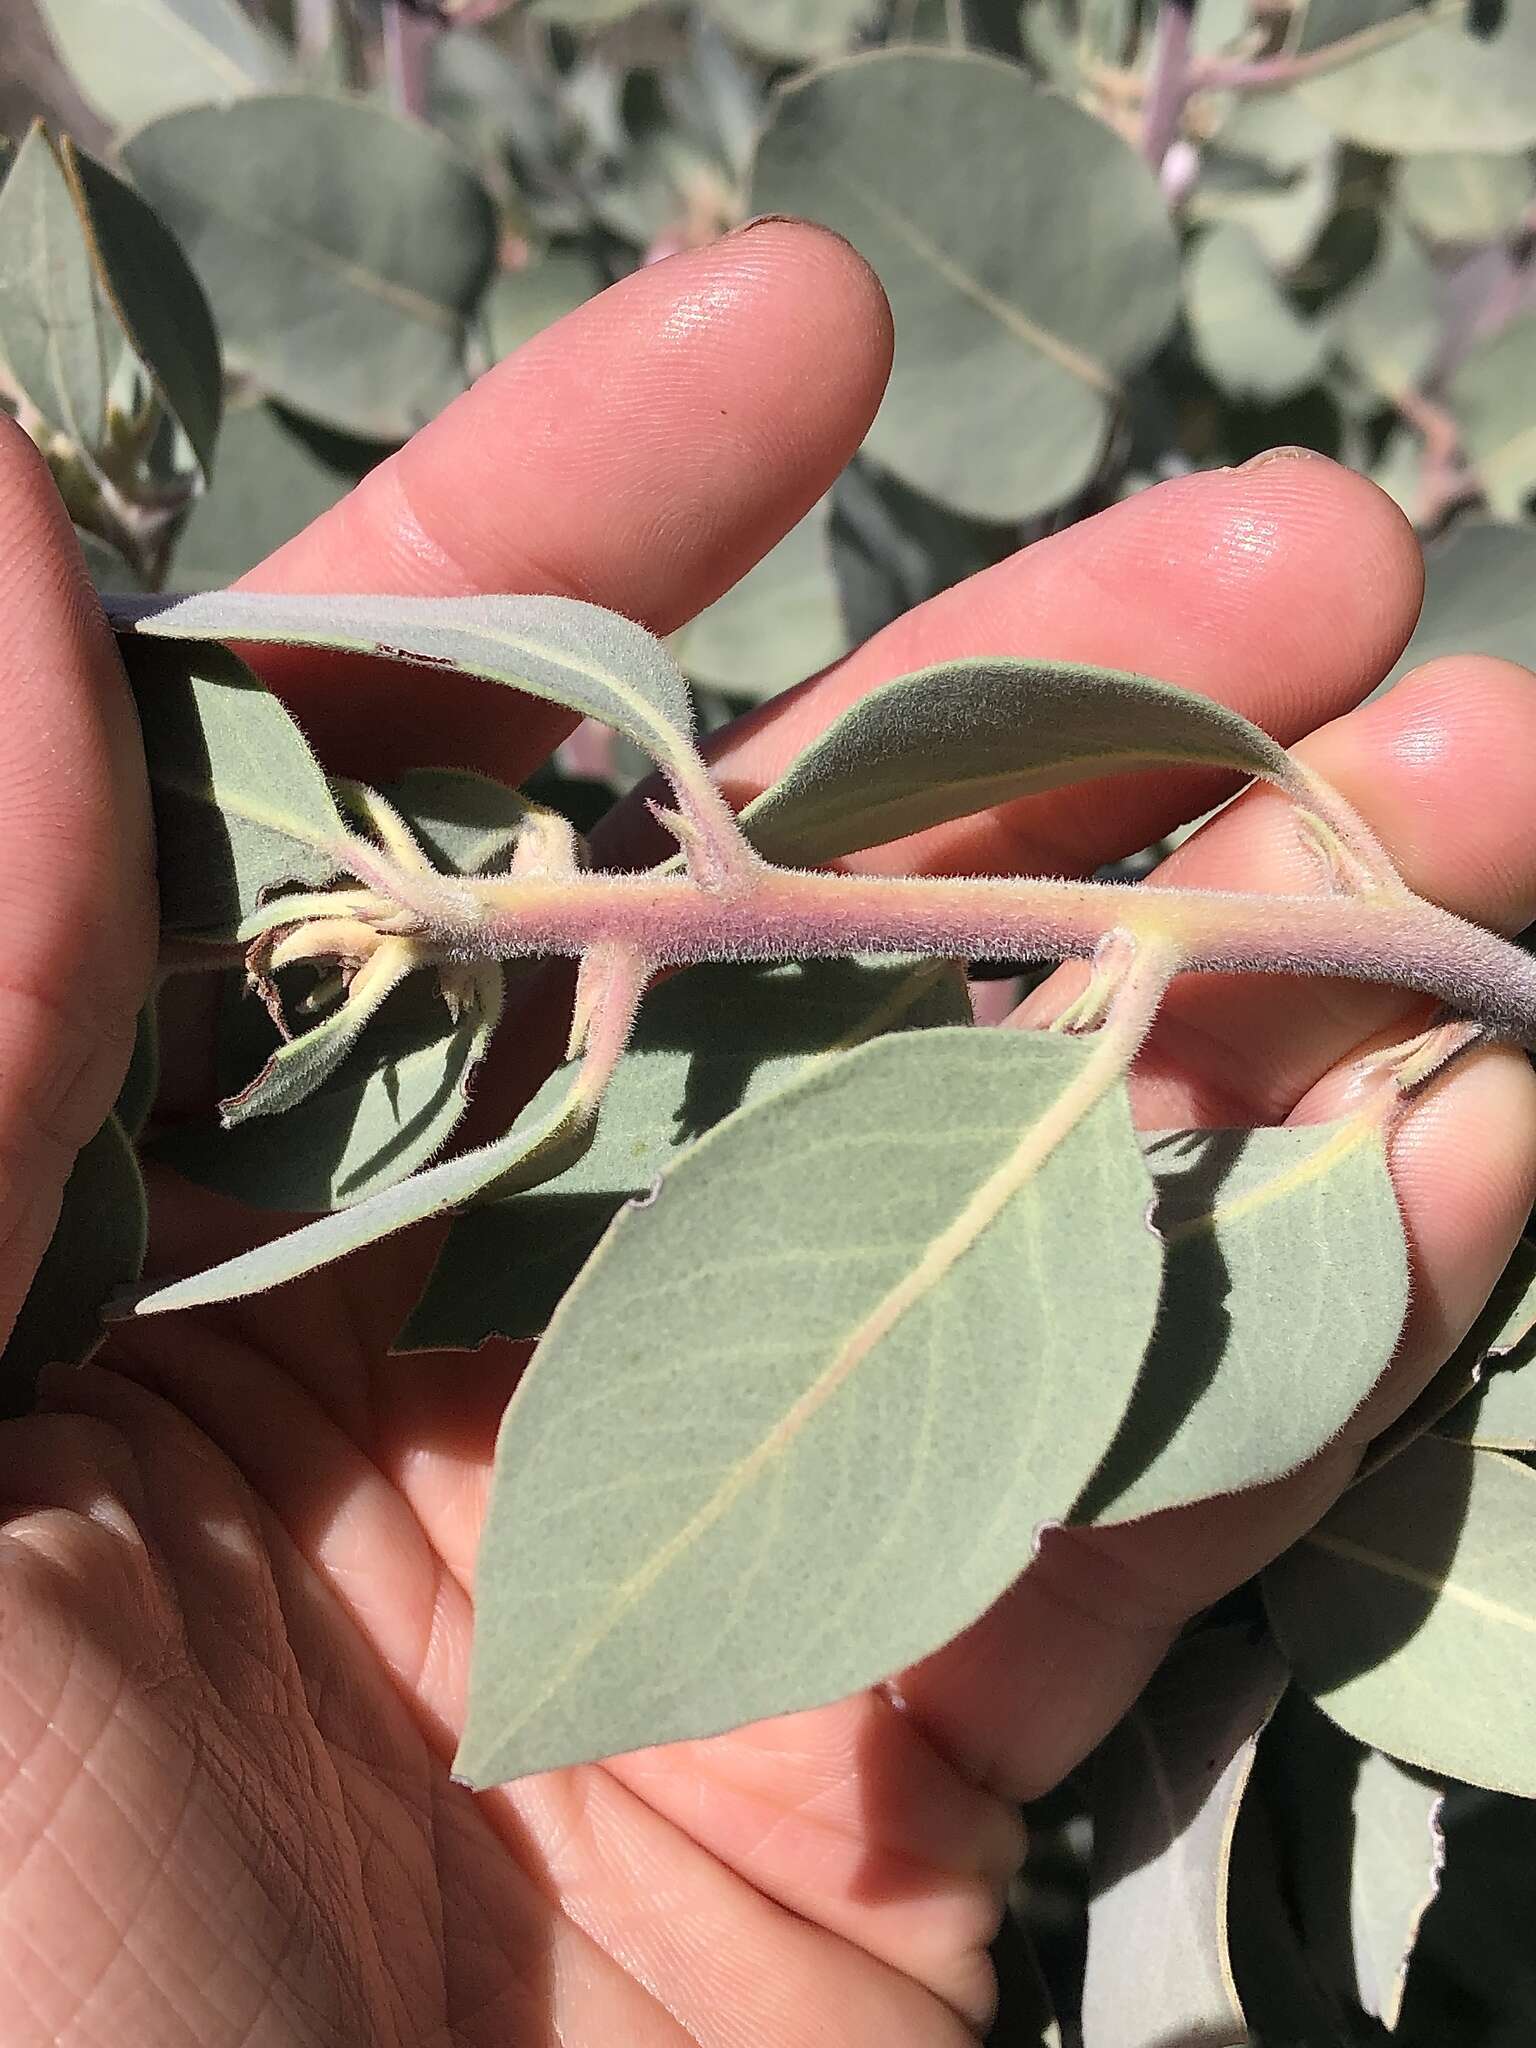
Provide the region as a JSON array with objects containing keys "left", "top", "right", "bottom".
[{"left": 3, "top": 221, "right": 1534, "bottom": 2046}]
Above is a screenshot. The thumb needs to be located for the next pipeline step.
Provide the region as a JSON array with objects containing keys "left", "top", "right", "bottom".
[{"left": 0, "top": 418, "right": 155, "bottom": 1348}]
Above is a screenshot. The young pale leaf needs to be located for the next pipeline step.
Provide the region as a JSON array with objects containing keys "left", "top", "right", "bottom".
[
  {"left": 0, "top": 124, "right": 115, "bottom": 452},
  {"left": 155, "top": 972, "right": 504, "bottom": 1214},
  {"left": 1264, "top": 1435, "right": 1536, "bottom": 1796},
  {"left": 1184, "top": 224, "right": 1330, "bottom": 404},
  {"left": 668, "top": 493, "right": 853, "bottom": 702},
  {"left": 34, "top": 0, "right": 288, "bottom": 130},
  {"left": 749, "top": 51, "right": 1178, "bottom": 520},
  {"left": 1081, "top": 1626, "right": 1289, "bottom": 2048},
  {"left": 127, "top": 589, "right": 703, "bottom": 792},
  {"left": 456, "top": 1027, "right": 1162, "bottom": 1786},
  {"left": 367, "top": 768, "right": 568, "bottom": 880},
  {"left": 738, "top": 656, "right": 1302, "bottom": 865},
  {"left": 1078, "top": 1118, "right": 1408, "bottom": 1525},
  {"left": 122, "top": 638, "right": 349, "bottom": 932},
  {"left": 398, "top": 956, "right": 971, "bottom": 1351},
  {"left": 3, "top": 1114, "right": 146, "bottom": 1418},
  {"left": 130, "top": 1062, "right": 594, "bottom": 1314},
  {"left": 122, "top": 97, "right": 498, "bottom": 442},
  {"left": 63, "top": 140, "right": 221, "bottom": 480},
  {"left": 1292, "top": 0, "right": 1536, "bottom": 156}
]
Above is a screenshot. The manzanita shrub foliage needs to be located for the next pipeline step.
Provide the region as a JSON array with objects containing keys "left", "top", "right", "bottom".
[{"left": 5, "top": 1, "right": 1536, "bottom": 2043}]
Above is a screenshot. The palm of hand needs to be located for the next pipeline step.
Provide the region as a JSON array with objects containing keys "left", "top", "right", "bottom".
[{"left": 4, "top": 223, "right": 1536, "bottom": 2047}]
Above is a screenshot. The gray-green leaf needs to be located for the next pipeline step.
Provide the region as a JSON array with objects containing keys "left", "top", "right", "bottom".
[
  {"left": 749, "top": 51, "right": 1179, "bottom": 520},
  {"left": 34, "top": 0, "right": 288, "bottom": 132},
  {"left": 126, "top": 588, "right": 706, "bottom": 793},
  {"left": 738, "top": 656, "right": 1307, "bottom": 865},
  {"left": 0, "top": 123, "right": 117, "bottom": 453},
  {"left": 122, "top": 97, "right": 498, "bottom": 441},
  {"left": 122, "top": 636, "right": 349, "bottom": 932},
  {"left": 456, "top": 1026, "right": 1162, "bottom": 1785},
  {"left": 1185, "top": 224, "right": 1330, "bottom": 404},
  {"left": 1448, "top": 315, "right": 1536, "bottom": 520},
  {"left": 1081, "top": 1626, "right": 1289, "bottom": 2048},
  {"left": 398, "top": 955, "right": 972, "bottom": 1351},
  {"left": 1080, "top": 1118, "right": 1408, "bottom": 1525},
  {"left": 1264, "top": 1434, "right": 1536, "bottom": 1796},
  {"left": 1396, "top": 153, "right": 1536, "bottom": 246},
  {"left": 1383, "top": 521, "right": 1536, "bottom": 692},
  {"left": 1292, "top": 0, "right": 1536, "bottom": 156}
]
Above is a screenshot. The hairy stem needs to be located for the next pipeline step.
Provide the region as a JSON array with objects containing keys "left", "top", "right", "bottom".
[{"left": 441, "top": 865, "right": 1536, "bottom": 1045}]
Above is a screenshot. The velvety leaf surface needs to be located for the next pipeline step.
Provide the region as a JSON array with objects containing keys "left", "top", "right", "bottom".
[
  {"left": 749, "top": 50, "right": 1179, "bottom": 519},
  {"left": 399, "top": 956, "right": 971, "bottom": 1351},
  {"left": 64, "top": 138, "right": 221, "bottom": 478},
  {"left": 34, "top": 0, "right": 287, "bottom": 131},
  {"left": 1265, "top": 1435, "right": 1536, "bottom": 1795},
  {"left": 1081, "top": 1626, "right": 1289, "bottom": 2048},
  {"left": 1184, "top": 223, "right": 1329, "bottom": 403},
  {"left": 1079, "top": 1118, "right": 1408, "bottom": 1525},
  {"left": 122, "top": 97, "right": 498, "bottom": 440},
  {"left": 154, "top": 971, "right": 503, "bottom": 1213},
  {"left": 456, "top": 1027, "right": 1162, "bottom": 1786},
  {"left": 129, "top": 588, "right": 703, "bottom": 789},
  {"left": 121, "top": 637, "right": 348, "bottom": 932},
  {"left": 2, "top": 1114, "right": 146, "bottom": 1416},
  {"left": 738, "top": 655, "right": 1302, "bottom": 865},
  {"left": 1293, "top": 0, "right": 1536, "bottom": 155},
  {"left": 132, "top": 1059, "right": 595, "bottom": 1313},
  {"left": 669, "top": 492, "right": 854, "bottom": 701}
]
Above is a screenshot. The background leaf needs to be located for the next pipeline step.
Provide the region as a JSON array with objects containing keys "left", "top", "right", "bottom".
[
  {"left": 1081, "top": 1625, "right": 1289, "bottom": 2048},
  {"left": 399, "top": 955, "right": 972, "bottom": 1350},
  {"left": 1184, "top": 223, "right": 1330, "bottom": 403},
  {"left": 168, "top": 401, "right": 383, "bottom": 589},
  {"left": 749, "top": 50, "right": 1179, "bottom": 519},
  {"left": 1396, "top": 152, "right": 1536, "bottom": 245},
  {"left": 1265, "top": 1435, "right": 1536, "bottom": 1796},
  {"left": 1382, "top": 521, "right": 1536, "bottom": 691},
  {"left": 1448, "top": 315, "right": 1536, "bottom": 520},
  {"left": 1079, "top": 1117, "right": 1408, "bottom": 1525},
  {"left": 2, "top": 1113, "right": 146, "bottom": 1417},
  {"left": 668, "top": 491, "right": 855, "bottom": 700},
  {"left": 1292, "top": 0, "right": 1536, "bottom": 156},
  {"left": 33, "top": 0, "right": 288, "bottom": 132},
  {"left": 707, "top": 0, "right": 879, "bottom": 60},
  {"left": 457, "top": 1026, "right": 1162, "bottom": 1785},
  {"left": 0, "top": 121, "right": 116, "bottom": 450},
  {"left": 122, "top": 96, "right": 498, "bottom": 440}
]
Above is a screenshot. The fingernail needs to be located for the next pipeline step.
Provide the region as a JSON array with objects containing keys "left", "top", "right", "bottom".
[
  {"left": 1239, "top": 445, "right": 1325, "bottom": 470},
  {"left": 730, "top": 212, "right": 807, "bottom": 236}
]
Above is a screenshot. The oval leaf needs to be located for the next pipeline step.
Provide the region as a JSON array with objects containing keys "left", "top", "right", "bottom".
[
  {"left": 749, "top": 50, "right": 1179, "bottom": 520},
  {"left": 1079, "top": 1117, "right": 1408, "bottom": 1525},
  {"left": 1293, "top": 0, "right": 1536, "bottom": 156},
  {"left": 1264, "top": 1435, "right": 1536, "bottom": 1796},
  {"left": 456, "top": 1026, "right": 1162, "bottom": 1785},
  {"left": 0, "top": 123, "right": 115, "bottom": 451},
  {"left": 122, "top": 96, "right": 498, "bottom": 441},
  {"left": 398, "top": 955, "right": 972, "bottom": 1351},
  {"left": 738, "top": 656, "right": 1305, "bottom": 865},
  {"left": 128, "top": 588, "right": 704, "bottom": 791}
]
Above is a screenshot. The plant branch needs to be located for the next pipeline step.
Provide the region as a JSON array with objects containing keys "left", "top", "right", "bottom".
[
  {"left": 1140, "top": 0, "right": 1196, "bottom": 173},
  {"left": 407, "top": 862, "right": 1536, "bottom": 1046}
]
